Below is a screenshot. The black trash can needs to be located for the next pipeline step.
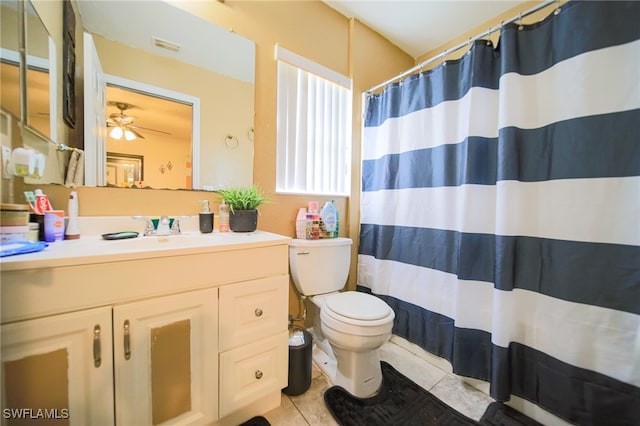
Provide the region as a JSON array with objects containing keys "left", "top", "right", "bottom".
[{"left": 283, "top": 328, "right": 313, "bottom": 396}]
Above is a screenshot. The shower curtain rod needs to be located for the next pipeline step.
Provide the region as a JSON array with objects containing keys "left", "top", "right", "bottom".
[{"left": 365, "top": 0, "right": 558, "bottom": 94}]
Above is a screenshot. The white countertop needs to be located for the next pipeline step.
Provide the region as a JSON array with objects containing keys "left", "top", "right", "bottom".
[{"left": 1, "top": 225, "right": 290, "bottom": 271}]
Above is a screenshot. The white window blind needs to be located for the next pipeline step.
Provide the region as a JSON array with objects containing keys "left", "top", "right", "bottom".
[{"left": 275, "top": 46, "right": 352, "bottom": 195}]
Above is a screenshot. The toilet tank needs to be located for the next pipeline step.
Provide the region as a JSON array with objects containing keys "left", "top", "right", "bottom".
[{"left": 289, "top": 238, "right": 352, "bottom": 296}]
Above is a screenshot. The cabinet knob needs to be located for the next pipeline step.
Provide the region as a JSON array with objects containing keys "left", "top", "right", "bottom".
[
  {"left": 255, "top": 370, "right": 263, "bottom": 380},
  {"left": 254, "top": 308, "right": 263, "bottom": 317}
]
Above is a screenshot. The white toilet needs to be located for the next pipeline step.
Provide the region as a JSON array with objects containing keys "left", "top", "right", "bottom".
[{"left": 289, "top": 237, "right": 395, "bottom": 398}]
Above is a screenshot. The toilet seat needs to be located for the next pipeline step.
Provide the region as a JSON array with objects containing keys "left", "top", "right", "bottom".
[
  {"left": 321, "top": 292, "right": 394, "bottom": 336},
  {"left": 325, "top": 292, "right": 392, "bottom": 321}
]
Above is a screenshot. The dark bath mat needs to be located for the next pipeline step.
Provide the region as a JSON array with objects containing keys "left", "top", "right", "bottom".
[
  {"left": 238, "top": 415, "right": 270, "bottom": 426},
  {"left": 480, "top": 402, "right": 544, "bottom": 426},
  {"left": 324, "top": 361, "right": 479, "bottom": 425}
]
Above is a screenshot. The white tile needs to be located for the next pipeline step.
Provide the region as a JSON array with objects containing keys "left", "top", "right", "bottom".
[
  {"left": 429, "top": 374, "right": 494, "bottom": 421},
  {"left": 264, "top": 395, "right": 308, "bottom": 426},
  {"left": 288, "top": 374, "right": 339, "bottom": 426},
  {"left": 379, "top": 341, "right": 448, "bottom": 391}
]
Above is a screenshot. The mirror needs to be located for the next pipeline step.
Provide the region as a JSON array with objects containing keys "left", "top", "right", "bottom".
[
  {"left": 77, "top": 0, "right": 255, "bottom": 190},
  {"left": 24, "top": 0, "right": 54, "bottom": 140},
  {"left": 0, "top": 0, "right": 55, "bottom": 140},
  {"left": 0, "top": 1, "right": 21, "bottom": 121}
]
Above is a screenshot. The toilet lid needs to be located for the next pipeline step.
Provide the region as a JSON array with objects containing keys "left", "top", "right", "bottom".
[{"left": 324, "top": 292, "right": 392, "bottom": 321}]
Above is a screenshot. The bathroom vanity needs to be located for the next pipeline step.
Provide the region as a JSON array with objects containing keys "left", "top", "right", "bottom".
[{"left": 0, "top": 228, "right": 290, "bottom": 425}]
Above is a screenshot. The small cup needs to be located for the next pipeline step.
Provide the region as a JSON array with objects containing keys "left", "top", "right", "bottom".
[{"left": 44, "top": 210, "right": 65, "bottom": 242}]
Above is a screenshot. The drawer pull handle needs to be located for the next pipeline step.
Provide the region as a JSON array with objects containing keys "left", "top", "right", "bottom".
[
  {"left": 255, "top": 308, "right": 263, "bottom": 317},
  {"left": 255, "top": 370, "right": 263, "bottom": 380},
  {"left": 123, "top": 320, "right": 131, "bottom": 360},
  {"left": 93, "top": 325, "right": 102, "bottom": 368}
]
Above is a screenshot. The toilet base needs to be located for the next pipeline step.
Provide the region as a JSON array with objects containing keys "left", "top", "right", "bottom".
[{"left": 311, "top": 338, "right": 383, "bottom": 399}]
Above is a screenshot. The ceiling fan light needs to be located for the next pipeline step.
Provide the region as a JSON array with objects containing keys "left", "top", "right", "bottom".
[
  {"left": 110, "top": 126, "right": 123, "bottom": 139},
  {"left": 124, "top": 129, "right": 136, "bottom": 141}
]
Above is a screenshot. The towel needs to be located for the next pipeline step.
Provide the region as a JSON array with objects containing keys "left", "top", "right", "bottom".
[{"left": 65, "top": 149, "right": 84, "bottom": 187}]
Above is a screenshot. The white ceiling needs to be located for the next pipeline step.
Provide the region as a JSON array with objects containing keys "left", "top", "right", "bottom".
[{"left": 323, "top": 0, "right": 527, "bottom": 58}]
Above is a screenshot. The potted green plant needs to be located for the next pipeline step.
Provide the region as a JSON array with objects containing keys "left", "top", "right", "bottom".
[{"left": 217, "top": 185, "right": 269, "bottom": 232}]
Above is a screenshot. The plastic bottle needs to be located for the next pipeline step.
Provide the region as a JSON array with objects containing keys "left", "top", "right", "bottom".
[
  {"left": 65, "top": 191, "right": 81, "bottom": 240},
  {"left": 218, "top": 201, "right": 230, "bottom": 232},
  {"left": 306, "top": 202, "right": 320, "bottom": 240},
  {"left": 321, "top": 200, "right": 338, "bottom": 238},
  {"left": 295, "top": 207, "right": 307, "bottom": 239},
  {"left": 199, "top": 200, "right": 214, "bottom": 234}
]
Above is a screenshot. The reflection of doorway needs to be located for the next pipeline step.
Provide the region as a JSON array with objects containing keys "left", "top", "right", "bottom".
[
  {"left": 106, "top": 152, "right": 143, "bottom": 187},
  {"left": 103, "top": 74, "right": 200, "bottom": 189}
]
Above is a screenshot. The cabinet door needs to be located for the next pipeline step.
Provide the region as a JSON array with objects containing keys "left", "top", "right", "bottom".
[
  {"left": 113, "top": 288, "right": 218, "bottom": 426},
  {"left": 1, "top": 306, "right": 114, "bottom": 425}
]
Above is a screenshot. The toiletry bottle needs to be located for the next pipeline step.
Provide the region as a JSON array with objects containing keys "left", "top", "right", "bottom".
[
  {"left": 295, "top": 207, "right": 307, "bottom": 239},
  {"left": 218, "top": 200, "right": 230, "bottom": 232},
  {"left": 65, "top": 191, "right": 81, "bottom": 240},
  {"left": 321, "top": 200, "right": 338, "bottom": 238},
  {"left": 306, "top": 202, "right": 320, "bottom": 240},
  {"left": 199, "top": 200, "right": 214, "bottom": 233}
]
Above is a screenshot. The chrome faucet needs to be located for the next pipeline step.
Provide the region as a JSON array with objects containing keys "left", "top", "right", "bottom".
[
  {"left": 133, "top": 216, "right": 156, "bottom": 236},
  {"left": 133, "top": 215, "right": 182, "bottom": 236},
  {"left": 170, "top": 217, "right": 182, "bottom": 235}
]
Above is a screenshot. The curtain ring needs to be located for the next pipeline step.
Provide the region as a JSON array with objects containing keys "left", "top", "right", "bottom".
[
  {"left": 518, "top": 12, "right": 524, "bottom": 31},
  {"left": 554, "top": 7, "right": 561, "bottom": 15}
]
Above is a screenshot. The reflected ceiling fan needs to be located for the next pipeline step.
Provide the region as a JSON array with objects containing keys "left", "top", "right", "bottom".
[{"left": 106, "top": 102, "right": 170, "bottom": 140}]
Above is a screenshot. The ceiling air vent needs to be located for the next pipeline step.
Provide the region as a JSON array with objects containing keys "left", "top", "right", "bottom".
[{"left": 152, "top": 36, "right": 181, "bottom": 52}]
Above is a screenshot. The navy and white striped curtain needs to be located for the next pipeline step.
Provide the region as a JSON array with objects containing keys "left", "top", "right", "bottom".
[{"left": 358, "top": 2, "right": 639, "bottom": 424}]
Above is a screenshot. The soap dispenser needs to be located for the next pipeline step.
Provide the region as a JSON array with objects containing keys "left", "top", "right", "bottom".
[{"left": 199, "top": 200, "right": 214, "bottom": 234}]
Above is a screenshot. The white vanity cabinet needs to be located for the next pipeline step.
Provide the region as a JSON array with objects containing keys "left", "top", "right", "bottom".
[{"left": 0, "top": 231, "right": 291, "bottom": 426}]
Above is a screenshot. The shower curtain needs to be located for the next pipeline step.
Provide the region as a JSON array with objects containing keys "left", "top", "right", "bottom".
[{"left": 358, "top": 2, "right": 639, "bottom": 425}]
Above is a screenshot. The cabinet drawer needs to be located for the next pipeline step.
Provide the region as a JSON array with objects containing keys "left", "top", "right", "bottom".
[
  {"left": 219, "top": 331, "right": 288, "bottom": 418},
  {"left": 219, "top": 275, "right": 288, "bottom": 351}
]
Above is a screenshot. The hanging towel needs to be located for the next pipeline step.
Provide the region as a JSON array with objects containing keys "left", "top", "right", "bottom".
[{"left": 65, "top": 149, "right": 84, "bottom": 187}]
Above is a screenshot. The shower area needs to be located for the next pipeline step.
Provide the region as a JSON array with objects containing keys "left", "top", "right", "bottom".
[{"left": 357, "top": 1, "right": 639, "bottom": 425}]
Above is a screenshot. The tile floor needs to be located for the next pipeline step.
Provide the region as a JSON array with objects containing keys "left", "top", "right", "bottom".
[
  {"left": 263, "top": 335, "right": 495, "bottom": 425},
  {"left": 263, "top": 335, "right": 572, "bottom": 426}
]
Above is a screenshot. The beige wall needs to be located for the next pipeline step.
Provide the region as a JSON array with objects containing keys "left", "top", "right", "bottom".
[
  {"left": 15, "top": 0, "right": 414, "bottom": 323},
  {"left": 13, "top": 0, "right": 553, "bottom": 321},
  {"left": 21, "top": 1, "right": 411, "bottom": 226}
]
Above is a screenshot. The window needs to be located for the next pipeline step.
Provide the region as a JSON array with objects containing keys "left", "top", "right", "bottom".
[{"left": 275, "top": 45, "right": 352, "bottom": 195}]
